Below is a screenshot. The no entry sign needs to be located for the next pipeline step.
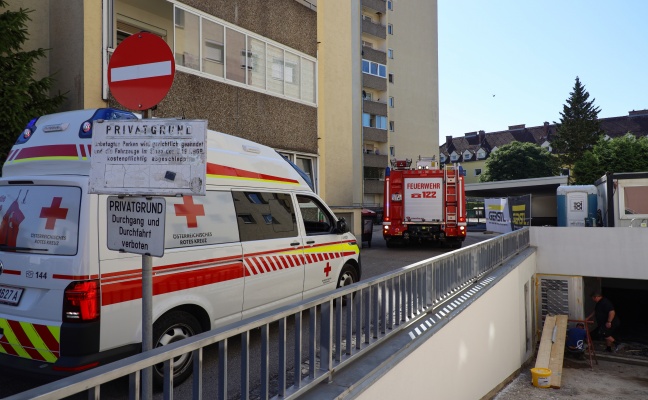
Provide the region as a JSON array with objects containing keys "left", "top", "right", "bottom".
[{"left": 108, "top": 32, "right": 175, "bottom": 111}]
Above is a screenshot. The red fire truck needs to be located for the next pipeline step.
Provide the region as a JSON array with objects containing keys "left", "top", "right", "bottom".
[{"left": 382, "top": 157, "right": 467, "bottom": 248}]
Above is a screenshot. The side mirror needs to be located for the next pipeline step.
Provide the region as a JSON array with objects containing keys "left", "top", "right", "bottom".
[{"left": 336, "top": 218, "right": 349, "bottom": 234}]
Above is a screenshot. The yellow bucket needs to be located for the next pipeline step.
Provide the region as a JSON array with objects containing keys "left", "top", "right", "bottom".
[{"left": 530, "top": 367, "right": 551, "bottom": 388}]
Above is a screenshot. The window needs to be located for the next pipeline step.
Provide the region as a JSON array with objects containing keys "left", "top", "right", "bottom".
[
  {"left": 165, "top": 191, "right": 239, "bottom": 248},
  {"left": 232, "top": 191, "right": 297, "bottom": 241},
  {"left": 475, "top": 168, "right": 482, "bottom": 176},
  {"left": 620, "top": 184, "right": 648, "bottom": 217},
  {"left": 388, "top": 48, "right": 393, "bottom": 59},
  {"left": 376, "top": 116, "right": 387, "bottom": 130},
  {"left": 450, "top": 153, "right": 458, "bottom": 161},
  {"left": 362, "top": 14, "right": 373, "bottom": 23},
  {"left": 225, "top": 28, "right": 246, "bottom": 83},
  {"left": 388, "top": 73, "right": 394, "bottom": 83},
  {"left": 389, "top": 96, "right": 394, "bottom": 108},
  {"left": 477, "top": 149, "right": 486, "bottom": 159},
  {"left": 388, "top": 24, "right": 393, "bottom": 35},
  {"left": 363, "top": 113, "right": 387, "bottom": 129},
  {"left": 363, "top": 91, "right": 373, "bottom": 101},
  {"left": 440, "top": 154, "right": 446, "bottom": 163},
  {"left": 202, "top": 20, "right": 224, "bottom": 79},
  {"left": 362, "top": 113, "right": 371, "bottom": 127},
  {"left": 297, "top": 195, "right": 335, "bottom": 235},
  {"left": 390, "top": 146, "right": 395, "bottom": 156},
  {"left": 389, "top": 121, "right": 394, "bottom": 131},
  {"left": 172, "top": 5, "right": 317, "bottom": 106},
  {"left": 362, "top": 40, "right": 374, "bottom": 48},
  {"left": 388, "top": 0, "right": 393, "bottom": 10},
  {"left": 361, "top": 59, "right": 387, "bottom": 78},
  {"left": 463, "top": 151, "right": 471, "bottom": 161},
  {"left": 174, "top": 9, "right": 200, "bottom": 70}
]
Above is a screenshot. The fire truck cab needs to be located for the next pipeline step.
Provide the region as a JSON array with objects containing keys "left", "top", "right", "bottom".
[{"left": 382, "top": 157, "right": 467, "bottom": 248}]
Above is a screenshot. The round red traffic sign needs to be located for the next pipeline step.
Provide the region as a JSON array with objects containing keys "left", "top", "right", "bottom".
[{"left": 108, "top": 32, "right": 175, "bottom": 111}]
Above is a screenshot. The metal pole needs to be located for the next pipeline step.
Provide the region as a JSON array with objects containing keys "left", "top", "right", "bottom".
[{"left": 141, "top": 108, "right": 153, "bottom": 400}]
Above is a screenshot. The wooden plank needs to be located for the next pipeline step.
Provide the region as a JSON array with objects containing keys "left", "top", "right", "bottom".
[
  {"left": 549, "top": 315, "right": 568, "bottom": 388},
  {"left": 535, "top": 315, "right": 556, "bottom": 369}
]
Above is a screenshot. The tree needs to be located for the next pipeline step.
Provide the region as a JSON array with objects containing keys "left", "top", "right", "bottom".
[
  {"left": 572, "top": 134, "right": 648, "bottom": 184},
  {"left": 480, "top": 141, "right": 559, "bottom": 182},
  {"left": 0, "top": 0, "right": 65, "bottom": 164},
  {"left": 551, "top": 76, "right": 604, "bottom": 169}
]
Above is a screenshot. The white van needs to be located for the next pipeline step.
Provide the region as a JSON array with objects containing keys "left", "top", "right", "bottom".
[{"left": 0, "top": 108, "right": 361, "bottom": 384}]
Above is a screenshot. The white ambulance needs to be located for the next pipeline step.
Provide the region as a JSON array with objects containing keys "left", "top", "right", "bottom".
[{"left": 0, "top": 108, "right": 361, "bottom": 384}]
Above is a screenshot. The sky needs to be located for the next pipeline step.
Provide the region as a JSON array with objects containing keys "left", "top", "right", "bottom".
[{"left": 438, "top": 0, "right": 648, "bottom": 140}]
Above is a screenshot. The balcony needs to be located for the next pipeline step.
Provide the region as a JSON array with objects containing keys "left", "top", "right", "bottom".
[
  {"left": 364, "top": 179, "right": 384, "bottom": 194},
  {"left": 364, "top": 152, "right": 388, "bottom": 168},
  {"left": 363, "top": 99, "right": 387, "bottom": 115},
  {"left": 361, "top": 0, "right": 387, "bottom": 14},
  {"left": 363, "top": 73, "right": 387, "bottom": 92},
  {"left": 362, "top": 46, "right": 387, "bottom": 65},
  {"left": 363, "top": 126, "right": 388, "bottom": 143},
  {"left": 362, "top": 18, "right": 386, "bottom": 40}
]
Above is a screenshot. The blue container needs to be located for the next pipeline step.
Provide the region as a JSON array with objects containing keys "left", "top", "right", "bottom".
[{"left": 557, "top": 185, "right": 598, "bottom": 227}]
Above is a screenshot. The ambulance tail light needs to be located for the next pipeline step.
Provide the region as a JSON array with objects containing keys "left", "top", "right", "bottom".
[{"left": 63, "top": 280, "right": 100, "bottom": 322}]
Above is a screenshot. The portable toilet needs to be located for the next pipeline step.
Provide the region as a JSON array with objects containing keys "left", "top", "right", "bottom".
[{"left": 557, "top": 185, "right": 598, "bottom": 227}]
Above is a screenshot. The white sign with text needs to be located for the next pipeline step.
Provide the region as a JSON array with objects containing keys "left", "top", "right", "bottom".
[
  {"left": 107, "top": 196, "right": 166, "bottom": 257},
  {"left": 90, "top": 119, "right": 207, "bottom": 196}
]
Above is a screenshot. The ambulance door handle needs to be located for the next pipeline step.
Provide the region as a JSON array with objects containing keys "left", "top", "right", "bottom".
[
  {"left": 291, "top": 242, "right": 300, "bottom": 246},
  {"left": 306, "top": 240, "right": 315, "bottom": 244}
]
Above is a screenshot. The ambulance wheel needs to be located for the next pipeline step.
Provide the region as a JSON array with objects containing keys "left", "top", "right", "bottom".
[
  {"left": 337, "top": 264, "right": 359, "bottom": 288},
  {"left": 152, "top": 311, "right": 202, "bottom": 387}
]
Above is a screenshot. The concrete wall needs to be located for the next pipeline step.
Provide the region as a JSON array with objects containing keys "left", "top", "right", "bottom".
[
  {"left": 531, "top": 226, "right": 648, "bottom": 280},
  {"left": 358, "top": 251, "right": 537, "bottom": 400},
  {"left": 387, "top": 1, "right": 439, "bottom": 161},
  {"left": 317, "top": 0, "right": 364, "bottom": 208}
]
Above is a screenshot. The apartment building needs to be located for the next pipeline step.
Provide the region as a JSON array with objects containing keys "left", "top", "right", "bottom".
[
  {"left": 318, "top": 0, "right": 439, "bottom": 217},
  {"left": 10, "top": 0, "right": 319, "bottom": 188},
  {"left": 441, "top": 110, "right": 648, "bottom": 184},
  {"left": 11, "top": 0, "right": 439, "bottom": 232}
]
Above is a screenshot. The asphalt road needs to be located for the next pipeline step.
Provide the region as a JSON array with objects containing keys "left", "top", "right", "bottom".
[{"left": 0, "top": 226, "right": 498, "bottom": 399}]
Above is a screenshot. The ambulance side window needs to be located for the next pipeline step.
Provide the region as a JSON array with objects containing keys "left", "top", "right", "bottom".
[
  {"left": 232, "top": 191, "right": 298, "bottom": 241},
  {"left": 297, "top": 195, "right": 334, "bottom": 235}
]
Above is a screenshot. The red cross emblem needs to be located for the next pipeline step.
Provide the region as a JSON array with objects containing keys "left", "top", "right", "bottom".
[
  {"left": 174, "top": 196, "right": 205, "bottom": 228},
  {"left": 324, "top": 262, "right": 332, "bottom": 277},
  {"left": 40, "top": 197, "right": 68, "bottom": 230}
]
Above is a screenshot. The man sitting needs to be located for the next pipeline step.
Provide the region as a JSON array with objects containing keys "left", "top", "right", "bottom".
[{"left": 565, "top": 322, "right": 587, "bottom": 358}]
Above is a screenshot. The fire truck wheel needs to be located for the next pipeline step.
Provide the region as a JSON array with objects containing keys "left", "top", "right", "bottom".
[
  {"left": 337, "top": 264, "right": 359, "bottom": 288},
  {"left": 152, "top": 310, "right": 202, "bottom": 387}
]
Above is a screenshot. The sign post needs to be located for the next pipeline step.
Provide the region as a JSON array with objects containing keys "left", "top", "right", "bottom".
[{"left": 97, "top": 31, "right": 201, "bottom": 399}]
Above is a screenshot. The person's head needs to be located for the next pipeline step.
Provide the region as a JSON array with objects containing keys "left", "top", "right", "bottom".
[
  {"left": 590, "top": 290, "right": 603, "bottom": 302},
  {"left": 576, "top": 322, "right": 585, "bottom": 329}
]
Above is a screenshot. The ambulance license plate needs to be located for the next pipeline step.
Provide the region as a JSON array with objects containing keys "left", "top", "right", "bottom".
[{"left": 0, "top": 285, "right": 23, "bottom": 306}]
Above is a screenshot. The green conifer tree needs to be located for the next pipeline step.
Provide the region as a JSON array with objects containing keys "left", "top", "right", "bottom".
[
  {"left": 0, "top": 0, "right": 66, "bottom": 165},
  {"left": 551, "top": 76, "right": 603, "bottom": 171}
]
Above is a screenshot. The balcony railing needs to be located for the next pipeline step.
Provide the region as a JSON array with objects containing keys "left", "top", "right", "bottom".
[
  {"left": 362, "top": 46, "right": 387, "bottom": 64},
  {"left": 364, "top": 179, "right": 385, "bottom": 194},
  {"left": 361, "top": 0, "right": 387, "bottom": 14},
  {"left": 364, "top": 153, "right": 389, "bottom": 168},
  {"left": 362, "top": 18, "right": 386, "bottom": 39},
  {"left": 363, "top": 126, "right": 388, "bottom": 143},
  {"left": 363, "top": 74, "right": 387, "bottom": 92}
]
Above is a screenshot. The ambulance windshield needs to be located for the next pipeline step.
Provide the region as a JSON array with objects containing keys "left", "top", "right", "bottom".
[{"left": 0, "top": 185, "right": 81, "bottom": 256}]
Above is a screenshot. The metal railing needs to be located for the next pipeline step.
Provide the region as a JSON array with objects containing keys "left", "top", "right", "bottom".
[{"left": 9, "top": 228, "right": 530, "bottom": 400}]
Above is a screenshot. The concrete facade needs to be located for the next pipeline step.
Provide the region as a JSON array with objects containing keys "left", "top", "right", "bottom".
[{"left": 9, "top": 0, "right": 319, "bottom": 186}]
